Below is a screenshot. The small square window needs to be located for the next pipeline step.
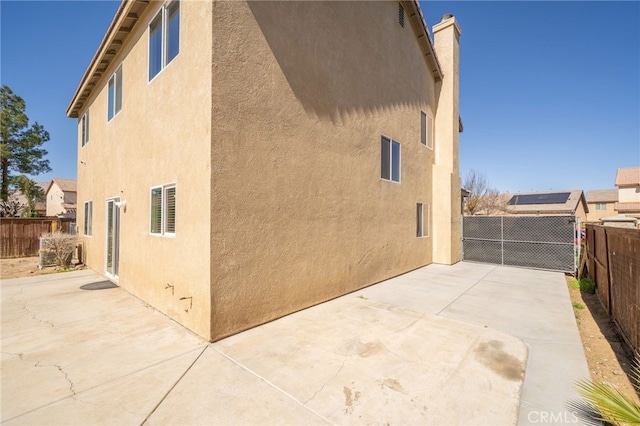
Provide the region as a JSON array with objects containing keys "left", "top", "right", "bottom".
[{"left": 151, "top": 184, "right": 176, "bottom": 236}]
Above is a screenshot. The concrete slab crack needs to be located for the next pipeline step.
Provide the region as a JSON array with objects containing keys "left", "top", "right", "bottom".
[
  {"left": 23, "top": 302, "right": 55, "bottom": 328},
  {"left": 35, "top": 361, "right": 76, "bottom": 395},
  {"left": 303, "top": 346, "right": 350, "bottom": 405}
]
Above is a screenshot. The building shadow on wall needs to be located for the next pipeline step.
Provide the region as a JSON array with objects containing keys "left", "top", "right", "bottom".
[{"left": 247, "top": 1, "right": 434, "bottom": 124}]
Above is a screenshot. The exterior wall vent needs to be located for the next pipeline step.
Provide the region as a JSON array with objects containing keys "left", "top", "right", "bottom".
[{"left": 399, "top": 3, "right": 405, "bottom": 28}]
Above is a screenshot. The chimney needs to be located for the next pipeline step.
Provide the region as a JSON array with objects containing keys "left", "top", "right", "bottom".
[{"left": 431, "top": 13, "right": 462, "bottom": 265}]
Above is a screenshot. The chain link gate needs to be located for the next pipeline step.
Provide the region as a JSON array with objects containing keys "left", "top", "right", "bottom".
[{"left": 462, "top": 215, "right": 579, "bottom": 273}]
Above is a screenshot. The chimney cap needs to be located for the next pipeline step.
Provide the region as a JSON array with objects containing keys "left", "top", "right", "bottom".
[{"left": 441, "top": 13, "right": 454, "bottom": 21}]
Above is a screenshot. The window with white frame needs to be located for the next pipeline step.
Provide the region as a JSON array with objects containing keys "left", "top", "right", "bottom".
[
  {"left": 421, "top": 111, "right": 434, "bottom": 149},
  {"left": 381, "top": 136, "right": 401, "bottom": 183},
  {"left": 150, "top": 184, "right": 176, "bottom": 235},
  {"left": 84, "top": 201, "right": 93, "bottom": 236},
  {"left": 107, "top": 65, "right": 123, "bottom": 121},
  {"left": 81, "top": 111, "right": 89, "bottom": 147},
  {"left": 149, "top": 0, "right": 180, "bottom": 80},
  {"left": 416, "top": 202, "right": 429, "bottom": 237}
]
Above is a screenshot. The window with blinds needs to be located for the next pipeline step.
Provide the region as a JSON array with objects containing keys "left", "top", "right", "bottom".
[
  {"left": 150, "top": 184, "right": 175, "bottom": 236},
  {"left": 84, "top": 201, "right": 93, "bottom": 236}
]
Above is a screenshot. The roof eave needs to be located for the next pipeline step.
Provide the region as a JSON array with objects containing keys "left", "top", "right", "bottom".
[
  {"left": 66, "top": 0, "right": 149, "bottom": 119},
  {"left": 406, "top": 0, "right": 444, "bottom": 83}
]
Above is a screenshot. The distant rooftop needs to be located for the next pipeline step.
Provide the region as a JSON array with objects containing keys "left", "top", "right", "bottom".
[
  {"left": 506, "top": 190, "right": 587, "bottom": 214},
  {"left": 615, "top": 167, "right": 640, "bottom": 187},
  {"left": 585, "top": 189, "right": 618, "bottom": 203}
]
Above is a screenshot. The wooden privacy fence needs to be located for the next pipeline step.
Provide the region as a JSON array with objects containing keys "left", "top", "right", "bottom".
[
  {"left": 585, "top": 224, "right": 640, "bottom": 356},
  {"left": 0, "top": 218, "right": 75, "bottom": 259}
]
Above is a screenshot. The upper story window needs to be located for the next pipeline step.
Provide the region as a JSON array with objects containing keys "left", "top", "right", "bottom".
[
  {"left": 149, "top": 1, "right": 180, "bottom": 81},
  {"left": 107, "top": 65, "right": 122, "bottom": 121},
  {"left": 421, "top": 111, "right": 434, "bottom": 149},
  {"left": 81, "top": 111, "right": 89, "bottom": 147},
  {"left": 151, "top": 184, "right": 176, "bottom": 236},
  {"left": 595, "top": 203, "right": 607, "bottom": 210},
  {"left": 381, "top": 136, "right": 401, "bottom": 183}
]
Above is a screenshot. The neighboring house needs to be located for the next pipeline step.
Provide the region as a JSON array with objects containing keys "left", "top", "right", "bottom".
[
  {"left": 504, "top": 190, "right": 588, "bottom": 223},
  {"left": 585, "top": 189, "right": 618, "bottom": 222},
  {"left": 66, "top": 1, "right": 463, "bottom": 341},
  {"left": 614, "top": 166, "right": 640, "bottom": 217},
  {"left": 5, "top": 182, "right": 48, "bottom": 217},
  {"left": 45, "top": 178, "right": 77, "bottom": 219}
]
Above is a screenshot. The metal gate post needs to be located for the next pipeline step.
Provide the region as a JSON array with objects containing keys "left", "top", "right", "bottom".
[{"left": 501, "top": 216, "right": 504, "bottom": 266}]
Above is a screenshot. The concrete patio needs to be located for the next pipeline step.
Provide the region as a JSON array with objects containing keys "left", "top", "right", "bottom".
[{"left": 1, "top": 262, "right": 589, "bottom": 425}]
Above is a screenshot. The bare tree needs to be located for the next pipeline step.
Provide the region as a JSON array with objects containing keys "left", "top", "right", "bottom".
[{"left": 462, "top": 169, "right": 507, "bottom": 215}]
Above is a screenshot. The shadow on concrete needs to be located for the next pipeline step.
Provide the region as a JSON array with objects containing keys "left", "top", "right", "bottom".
[{"left": 80, "top": 281, "right": 117, "bottom": 291}]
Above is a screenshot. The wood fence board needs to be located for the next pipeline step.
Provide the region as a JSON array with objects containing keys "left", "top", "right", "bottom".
[{"left": 0, "top": 218, "right": 74, "bottom": 258}]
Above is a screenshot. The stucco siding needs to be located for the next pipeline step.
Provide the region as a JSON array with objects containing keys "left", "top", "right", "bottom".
[
  {"left": 77, "top": 0, "right": 213, "bottom": 338},
  {"left": 46, "top": 184, "right": 66, "bottom": 216},
  {"left": 586, "top": 202, "right": 617, "bottom": 222},
  {"left": 619, "top": 186, "right": 640, "bottom": 203},
  {"left": 209, "top": 1, "right": 438, "bottom": 340}
]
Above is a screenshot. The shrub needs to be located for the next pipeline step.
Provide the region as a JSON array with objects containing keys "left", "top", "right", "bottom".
[
  {"left": 40, "top": 232, "right": 77, "bottom": 269},
  {"left": 579, "top": 278, "right": 596, "bottom": 294}
]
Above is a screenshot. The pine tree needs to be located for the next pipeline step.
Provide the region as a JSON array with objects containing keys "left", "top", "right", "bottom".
[{"left": 0, "top": 85, "right": 51, "bottom": 200}]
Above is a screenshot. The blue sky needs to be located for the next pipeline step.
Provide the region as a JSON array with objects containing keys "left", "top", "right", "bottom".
[{"left": 1, "top": 1, "right": 638, "bottom": 193}]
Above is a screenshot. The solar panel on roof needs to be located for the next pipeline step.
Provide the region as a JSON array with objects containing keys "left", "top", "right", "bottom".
[{"left": 508, "top": 192, "right": 571, "bottom": 205}]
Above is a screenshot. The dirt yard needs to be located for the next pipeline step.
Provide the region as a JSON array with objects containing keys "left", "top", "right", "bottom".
[
  {"left": 567, "top": 275, "right": 639, "bottom": 402},
  {"left": 1, "top": 257, "right": 637, "bottom": 402}
]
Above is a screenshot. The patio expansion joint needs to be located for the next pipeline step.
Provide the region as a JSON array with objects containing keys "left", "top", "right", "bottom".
[
  {"left": 139, "top": 345, "right": 208, "bottom": 426},
  {"left": 210, "top": 345, "right": 335, "bottom": 425},
  {"left": 435, "top": 266, "right": 497, "bottom": 317}
]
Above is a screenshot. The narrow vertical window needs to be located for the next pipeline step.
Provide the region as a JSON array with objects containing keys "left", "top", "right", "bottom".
[
  {"left": 417, "top": 203, "right": 424, "bottom": 237},
  {"left": 381, "top": 136, "right": 401, "bottom": 183},
  {"left": 107, "top": 65, "right": 122, "bottom": 121},
  {"left": 149, "top": 1, "right": 180, "bottom": 81},
  {"left": 166, "top": 1, "right": 180, "bottom": 63},
  {"left": 84, "top": 201, "right": 93, "bottom": 236},
  {"left": 420, "top": 112, "right": 426, "bottom": 146},
  {"left": 165, "top": 186, "right": 176, "bottom": 234},
  {"left": 81, "top": 111, "right": 89, "bottom": 147},
  {"left": 381, "top": 136, "right": 391, "bottom": 180},
  {"left": 149, "top": 13, "right": 163, "bottom": 80},
  {"left": 150, "top": 187, "right": 162, "bottom": 234},
  {"left": 391, "top": 141, "right": 401, "bottom": 182}
]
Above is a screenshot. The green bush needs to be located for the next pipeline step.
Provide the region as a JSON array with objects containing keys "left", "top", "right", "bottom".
[{"left": 579, "top": 278, "right": 596, "bottom": 294}]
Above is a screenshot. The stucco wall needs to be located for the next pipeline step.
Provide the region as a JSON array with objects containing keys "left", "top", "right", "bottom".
[
  {"left": 77, "top": 0, "right": 213, "bottom": 338},
  {"left": 46, "top": 184, "right": 65, "bottom": 216},
  {"left": 619, "top": 186, "right": 640, "bottom": 203},
  {"left": 586, "top": 202, "right": 617, "bottom": 222},
  {"left": 208, "top": 1, "right": 442, "bottom": 340}
]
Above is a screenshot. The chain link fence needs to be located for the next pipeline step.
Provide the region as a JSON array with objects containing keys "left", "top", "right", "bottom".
[{"left": 463, "top": 215, "right": 578, "bottom": 273}]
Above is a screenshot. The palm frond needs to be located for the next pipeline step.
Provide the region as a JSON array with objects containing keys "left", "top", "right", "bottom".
[{"left": 575, "top": 378, "right": 640, "bottom": 425}]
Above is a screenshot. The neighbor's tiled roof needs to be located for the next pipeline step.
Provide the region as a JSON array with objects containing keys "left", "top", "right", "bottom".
[
  {"left": 615, "top": 167, "right": 640, "bottom": 186},
  {"left": 615, "top": 202, "right": 640, "bottom": 213},
  {"left": 505, "top": 189, "right": 588, "bottom": 214},
  {"left": 585, "top": 189, "right": 618, "bottom": 203},
  {"left": 47, "top": 178, "right": 77, "bottom": 194}
]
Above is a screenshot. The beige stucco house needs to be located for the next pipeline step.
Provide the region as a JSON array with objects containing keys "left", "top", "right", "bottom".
[
  {"left": 67, "top": 0, "right": 463, "bottom": 341},
  {"left": 45, "top": 178, "right": 77, "bottom": 218},
  {"left": 585, "top": 189, "right": 618, "bottom": 222},
  {"left": 614, "top": 166, "right": 640, "bottom": 217}
]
